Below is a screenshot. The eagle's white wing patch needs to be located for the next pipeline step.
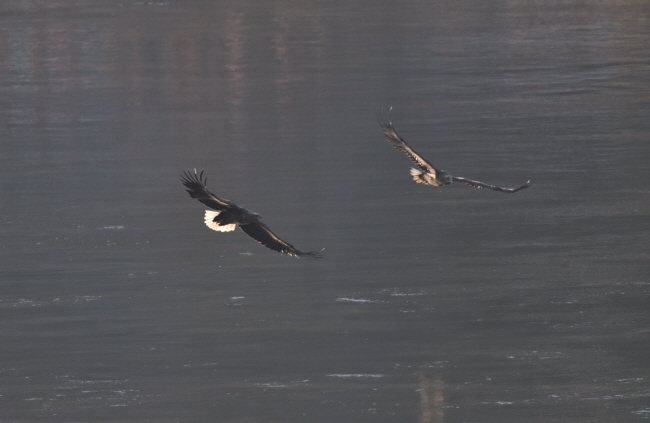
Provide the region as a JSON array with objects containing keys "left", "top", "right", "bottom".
[{"left": 204, "top": 210, "right": 236, "bottom": 232}]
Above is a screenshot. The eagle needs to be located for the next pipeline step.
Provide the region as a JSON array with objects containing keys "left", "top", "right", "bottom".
[
  {"left": 379, "top": 111, "right": 531, "bottom": 193},
  {"left": 181, "top": 169, "right": 323, "bottom": 259}
]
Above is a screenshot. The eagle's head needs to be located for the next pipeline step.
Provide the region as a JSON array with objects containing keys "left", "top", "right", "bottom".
[{"left": 440, "top": 172, "right": 453, "bottom": 185}]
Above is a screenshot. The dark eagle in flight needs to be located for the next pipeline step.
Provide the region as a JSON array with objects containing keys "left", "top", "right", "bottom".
[
  {"left": 379, "top": 111, "right": 531, "bottom": 193},
  {"left": 181, "top": 169, "right": 323, "bottom": 259}
]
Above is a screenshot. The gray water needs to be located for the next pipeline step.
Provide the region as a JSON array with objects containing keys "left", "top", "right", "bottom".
[{"left": 1, "top": 1, "right": 649, "bottom": 422}]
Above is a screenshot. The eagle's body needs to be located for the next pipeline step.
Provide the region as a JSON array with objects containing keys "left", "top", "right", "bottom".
[
  {"left": 379, "top": 112, "right": 531, "bottom": 193},
  {"left": 181, "top": 170, "right": 323, "bottom": 259},
  {"left": 409, "top": 167, "right": 452, "bottom": 187}
]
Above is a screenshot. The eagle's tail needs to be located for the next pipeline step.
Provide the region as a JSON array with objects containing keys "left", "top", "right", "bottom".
[
  {"left": 204, "top": 210, "right": 236, "bottom": 232},
  {"left": 409, "top": 168, "right": 429, "bottom": 185}
]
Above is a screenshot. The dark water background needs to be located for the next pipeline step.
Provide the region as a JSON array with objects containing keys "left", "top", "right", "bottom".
[{"left": 1, "top": 1, "right": 649, "bottom": 422}]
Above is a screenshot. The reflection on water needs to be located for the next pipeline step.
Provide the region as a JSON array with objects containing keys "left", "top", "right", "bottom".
[
  {"left": 419, "top": 363, "right": 445, "bottom": 423},
  {"left": 1, "top": 1, "right": 649, "bottom": 422}
]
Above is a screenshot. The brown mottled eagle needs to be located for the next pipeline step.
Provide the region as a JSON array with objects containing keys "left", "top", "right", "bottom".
[
  {"left": 181, "top": 169, "right": 323, "bottom": 259},
  {"left": 379, "top": 110, "right": 531, "bottom": 193}
]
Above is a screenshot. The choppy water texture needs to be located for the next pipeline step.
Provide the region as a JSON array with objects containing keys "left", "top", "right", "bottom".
[{"left": 1, "top": 1, "right": 649, "bottom": 422}]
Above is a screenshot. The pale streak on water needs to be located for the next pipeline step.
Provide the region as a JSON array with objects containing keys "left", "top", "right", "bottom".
[{"left": 1, "top": 1, "right": 649, "bottom": 422}]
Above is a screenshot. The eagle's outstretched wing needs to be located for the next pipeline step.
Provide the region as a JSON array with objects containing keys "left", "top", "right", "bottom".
[
  {"left": 181, "top": 169, "right": 236, "bottom": 211},
  {"left": 240, "top": 221, "right": 324, "bottom": 259},
  {"left": 452, "top": 176, "right": 531, "bottom": 193},
  {"left": 378, "top": 113, "right": 439, "bottom": 177}
]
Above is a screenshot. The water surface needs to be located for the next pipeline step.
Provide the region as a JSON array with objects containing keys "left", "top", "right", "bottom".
[{"left": 1, "top": 1, "right": 649, "bottom": 422}]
